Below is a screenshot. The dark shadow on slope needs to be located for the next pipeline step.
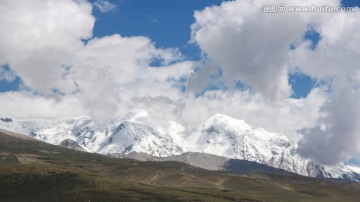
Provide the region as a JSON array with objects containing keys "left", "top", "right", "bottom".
[{"left": 223, "top": 159, "right": 293, "bottom": 175}]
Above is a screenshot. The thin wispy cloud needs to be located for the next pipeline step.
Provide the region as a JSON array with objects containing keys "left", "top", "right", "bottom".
[
  {"left": 93, "top": 0, "right": 117, "bottom": 12},
  {"left": 0, "top": 65, "right": 16, "bottom": 82}
]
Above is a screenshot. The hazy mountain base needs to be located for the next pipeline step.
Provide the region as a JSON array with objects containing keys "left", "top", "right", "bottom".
[
  {"left": 1, "top": 129, "right": 360, "bottom": 202},
  {"left": 112, "top": 152, "right": 293, "bottom": 175}
]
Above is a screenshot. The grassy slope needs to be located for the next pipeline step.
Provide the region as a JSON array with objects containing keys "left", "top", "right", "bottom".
[{"left": 1, "top": 129, "right": 360, "bottom": 202}]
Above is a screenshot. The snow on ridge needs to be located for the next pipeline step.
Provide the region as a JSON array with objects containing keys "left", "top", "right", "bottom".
[{"left": 347, "top": 165, "right": 360, "bottom": 175}]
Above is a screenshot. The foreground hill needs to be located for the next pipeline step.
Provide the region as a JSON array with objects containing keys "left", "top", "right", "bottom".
[{"left": 1, "top": 129, "right": 360, "bottom": 202}]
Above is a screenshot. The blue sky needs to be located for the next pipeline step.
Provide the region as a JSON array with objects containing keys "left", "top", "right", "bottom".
[{"left": 92, "top": 0, "right": 225, "bottom": 59}]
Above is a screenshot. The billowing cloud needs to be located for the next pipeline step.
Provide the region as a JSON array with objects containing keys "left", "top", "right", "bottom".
[
  {"left": 189, "top": 0, "right": 339, "bottom": 101},
  {"left": 294, "top": 7, "right": 360, "bottom": 165},
  {"left": 293, "top": 9, "right": 360, "bottom": 80},
  {"left": 0, "top": 0, "right": 94, "bottom": 93},
  {"left": 69, "top": 34, "right": 188, "bottom": 121},
  {"left": 298, "top": 81, "right": 360, "bottom": 165}
]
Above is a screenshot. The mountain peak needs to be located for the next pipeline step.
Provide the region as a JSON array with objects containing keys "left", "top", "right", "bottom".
[
  {"left": 202, "top": 113, "right": 250, "bottom": 132},
  {"left": 58, "top": 139, "right": 86, "bottom": 152}
]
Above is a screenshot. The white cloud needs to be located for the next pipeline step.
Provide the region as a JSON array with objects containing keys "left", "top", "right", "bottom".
[
  {"left": 293, "top": 7, "right": 360, "bottom": 165},
  {"left": 298, "top": 79, "right": 360, "bottom": 165},
  {"left": 0, "top": 0, "right": 94, "bottom": 94},
  {"left": 0, "top": 92, "right": 86, "bottom": 119},
  {"left": 93, "top": 0, "right": 117, "bottom": 12},
  {"left": 292, "top": 10, "right": 360, "bottom": 80},
  {"left": 69, "top": 34, "right": 186, "bottom": 121},
  {"left": 189, "top": 0, "right": 338, "bottom": 101}
]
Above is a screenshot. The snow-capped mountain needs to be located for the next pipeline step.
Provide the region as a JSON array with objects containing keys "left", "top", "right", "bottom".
[
  {"left": 186, "top": 113, "right": 292, "bottom": 165},
  {"left": 184, "top": 114, "right": 360, "bottom": 181},
  {"left": 0, "top": 110, "right": 185, "bottom": 157},
  {"left": 1, "top": 111, "right": 360, "bottom": 181}
]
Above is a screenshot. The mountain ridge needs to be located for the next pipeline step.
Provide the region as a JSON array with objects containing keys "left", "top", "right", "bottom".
[{"left": 1, "top": 110, "right": 360, "bottom": 182}]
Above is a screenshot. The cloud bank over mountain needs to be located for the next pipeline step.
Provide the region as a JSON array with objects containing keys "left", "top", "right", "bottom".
[{"left": 0, "top": 0, "right": 359, "bottom": 165}]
